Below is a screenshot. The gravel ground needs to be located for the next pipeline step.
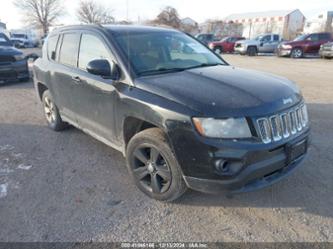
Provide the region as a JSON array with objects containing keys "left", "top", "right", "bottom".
[{"left": 0, "top": 52, "right": 332, "bottom": 242}]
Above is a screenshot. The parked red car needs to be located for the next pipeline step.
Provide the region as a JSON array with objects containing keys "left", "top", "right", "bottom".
[
  {"left": 277, "top": 32, "right": 333, "bottom": 58},
  {"left": 208, "top": 36, "right": 245, "bottom": 53}
]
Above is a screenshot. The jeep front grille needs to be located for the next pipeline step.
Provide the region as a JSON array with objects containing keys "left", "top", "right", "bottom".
[{"left": 257, "top": 104, "right": 308, "bottom": 144}]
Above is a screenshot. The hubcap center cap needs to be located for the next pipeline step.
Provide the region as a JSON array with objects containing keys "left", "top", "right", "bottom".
[{"left": 147, "top": 163, "right": 155, "bottom": 173}]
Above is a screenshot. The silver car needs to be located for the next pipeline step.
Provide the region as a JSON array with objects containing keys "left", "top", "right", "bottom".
[{"left": 234, "top": 34, "right": 281, "bottom": 56}]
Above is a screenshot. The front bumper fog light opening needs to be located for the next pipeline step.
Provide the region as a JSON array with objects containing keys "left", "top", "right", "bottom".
[{"left": 215, "top": 159, "right": 243, "bottom": 176}]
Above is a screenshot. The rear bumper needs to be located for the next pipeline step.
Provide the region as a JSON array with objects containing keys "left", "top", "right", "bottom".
[{"left": 0, "top": 60, "right": 29, "bottom": 83}]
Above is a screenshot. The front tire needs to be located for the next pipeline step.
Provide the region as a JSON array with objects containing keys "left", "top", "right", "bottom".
[
  {"left": 213, "top": 46, "right": 223, "bottom": 54},
  {"left": 247, "top": 46, "right": 257, "bottom": 56},
  {"left": 126, "top": 128, "right": 187, "bottom": 202},
  {"left": 291, "top": 48, "right": 303, "bottom": 58},
  {"left": 42, "top": 90, "right": 68, "bottom": 131}
]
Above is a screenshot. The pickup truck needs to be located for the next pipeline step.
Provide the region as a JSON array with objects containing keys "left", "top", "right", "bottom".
[{"left": 234, "top": 33, "right": 281, "bottom": 56}]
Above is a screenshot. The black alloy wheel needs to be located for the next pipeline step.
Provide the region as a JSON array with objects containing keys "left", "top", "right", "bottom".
[{"left": 132, "top": 145, "right": 172, "bottom": 194}]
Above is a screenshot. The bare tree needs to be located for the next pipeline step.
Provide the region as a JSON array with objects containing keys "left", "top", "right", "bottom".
[
  {"left": 77, "top": 0, "right": 115, "bottom": 25},
  {"left": 13, "top": 0, "right": 64, "bottom": 35},
  {"left": 202, "top": 19, "right": 243, "bottom": 38},
  {"left": 151, "top": 6, "right": 181, "bottom": 29}
]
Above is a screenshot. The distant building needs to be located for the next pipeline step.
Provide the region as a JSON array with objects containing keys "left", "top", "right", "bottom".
[
  {"left": 0, "top": 21, "right": 10, "bottom": 37},
  {"left": 0, "top": 21, "right": 6, "bottom": 30},
  {"left": 224, "top": 9, "right": 305, "bottom": 40},
  {"left": 304, "top": 11, "right": 333, "bottom": 33},
  {"left": 181, "top": 17, "right": 197, "bottom": 27},
  {"left": 181, "top": 17, "right": 199, "bottom": 35}
]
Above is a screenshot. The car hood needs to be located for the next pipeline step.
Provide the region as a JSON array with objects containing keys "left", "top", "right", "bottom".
[
  {"left": 134, "top": 65, "right": 302, "bottom": 117},
  {"left": 0, "top": 45, "right": 22, "bottom": 56}
]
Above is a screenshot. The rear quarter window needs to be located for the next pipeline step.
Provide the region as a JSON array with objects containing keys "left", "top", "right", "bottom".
[
  {"left": 59, "top": 33, "right": 81, "bottom": 67},
  {"left": 47, "top": 35, "right": 59, "bottom": 60},
  {"left": 319, "top": 33, "right": 331, "bottom": 40}
]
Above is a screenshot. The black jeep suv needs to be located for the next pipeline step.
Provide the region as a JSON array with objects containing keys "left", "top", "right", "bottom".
[
  {"left": 0, "top": 33, "right": 29, "bottom": 84},
  {"left": 33, "top": 25, "right": 310, "bottom": 201}
]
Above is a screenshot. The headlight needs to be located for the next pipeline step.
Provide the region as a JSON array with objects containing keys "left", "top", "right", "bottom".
[
  {"left": 282, "top": 44, "right": 292, "bottom": 49},
  {"left": 192, "top": 117, "right": 252, "bottom": 138},
  {"left": 208, "top": 43, "right": 214, "bottom": 49},
  {"left": 14, "top": 54, "right": 25, "bottom": 61}
]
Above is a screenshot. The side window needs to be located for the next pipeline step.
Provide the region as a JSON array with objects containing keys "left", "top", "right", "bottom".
[
  {"left": 47, "top": 35, "right": 59, "bottom": 60},
  {"left": 319, "top": 33, "right": 330, "bottom": 40},
  {"left": 59, "top": 33, "right": 80, "bottom": 67},
  {"left": 273, "top": 35, "right": 279, "bottom": 41},
  {"left": 78, "top": 34, "right": 111, "bottom": 70},
  {"left": 307, "top": 34, "right": 319, "bottom": 41},
  {"left": 261, "top": 35, "right": 271, "bottom": 43}
]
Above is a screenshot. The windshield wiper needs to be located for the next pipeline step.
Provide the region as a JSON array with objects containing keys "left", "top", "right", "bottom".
[
  {"left": 138, "top": 67, "right": 187, "bottom": 76},
  {"left": 137, "top": 63, "right": 224, "bottom": 76},
  {"left": 183, "top": 63, "right": 224, "bottom": 70}
]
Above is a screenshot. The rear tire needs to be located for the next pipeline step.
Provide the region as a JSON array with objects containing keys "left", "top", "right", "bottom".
[
  {"left": 291, "top": 48, "right": 303, "bottom": 58},
  {"left": 247, "top": 46, "right": 257, "bottom": 56},
  {"left": 126, "top": 128, "right": 187, "bottom": 202},
  {"left": 42, "top": 90, "right": 68, "bottom": 131}
]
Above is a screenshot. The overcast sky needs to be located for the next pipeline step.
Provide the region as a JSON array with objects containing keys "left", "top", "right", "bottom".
[{"left": 0, "top": 0, "right": 332, "bottom": 29}]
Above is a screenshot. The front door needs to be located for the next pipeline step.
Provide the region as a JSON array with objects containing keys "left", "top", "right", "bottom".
[{"left": 70, "top": 32, "right": 119, "bottom": 144}]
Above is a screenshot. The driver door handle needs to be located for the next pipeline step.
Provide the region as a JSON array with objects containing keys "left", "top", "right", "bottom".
[{"left": 72, "top": 76, "right": 81, "bottom": 83}]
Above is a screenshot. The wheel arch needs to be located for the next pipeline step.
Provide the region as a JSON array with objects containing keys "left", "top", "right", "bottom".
[
  {"left": 36, "top": 82, "right": 48, "bottom": 101},
  {"left": 122, "top": 116, "right": 165, "bottom": 149}
]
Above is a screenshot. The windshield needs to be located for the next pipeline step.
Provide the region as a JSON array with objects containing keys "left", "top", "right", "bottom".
[
  {"left": 12, "top": 34, "right": 27, "bottom": 39},
  {"left": 0, "top": 33, "right": 12, "bottom": 46},
  {"left": 293, "top": 34, "right": 307, "bottom": 41},
  {"left": 254, "top": 35, "right": 264, "bottom": 41},
  {"left": 113, "top": 31, "right": 225, "bottom": 76}
]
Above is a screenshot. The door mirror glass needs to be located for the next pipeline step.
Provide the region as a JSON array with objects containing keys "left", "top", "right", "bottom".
[{"left": 87, "top": 59, "right": 111, "bottom": 77}]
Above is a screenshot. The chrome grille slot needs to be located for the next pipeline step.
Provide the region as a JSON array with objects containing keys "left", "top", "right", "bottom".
[
  {"left": 280, "top": 113, "right": 290, "bottom": 138},
  {"left": 257, "top": 118, "right": 271, "bottom": 144},
  {"left": 270, "top": 116, "right": 282, "bottom": 141},
  {"left": 301, "top": 105, "right": 308, "bottom": 127},
  {"left": 256, "top": 103, "right": 309, "bottom": 144},
  {"left": 296, "top": 108, "right": 303, "bottom": 131},
  {"left": 289, "top": 111, "right": 297, "bottom": 134}
]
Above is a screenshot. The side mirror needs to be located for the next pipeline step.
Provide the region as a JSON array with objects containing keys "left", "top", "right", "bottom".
[{"left": 87, "top": 59, "right": 120, "bottom": 80}]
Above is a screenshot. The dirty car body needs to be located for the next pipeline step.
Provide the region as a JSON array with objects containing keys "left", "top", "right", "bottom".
[
  {"left": 0, "top": 33, "right": 29, "bottom": 84},
  {"left": 33, "top": 25, "right": 310, "bottom": 199}
]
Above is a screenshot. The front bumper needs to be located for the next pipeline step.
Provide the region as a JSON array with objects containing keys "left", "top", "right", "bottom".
[
  {"left": 184, "top": 137, "right": 308, "bottom": 194},
  {"left": 168, "top": 120, "right": 310, "bottom": 194},
  {"left": 234, "top": 46, "right": 247, "bottom": 54},
  {"left": 277, "top": 48, "right": 292, "bottom": 57},
  {"left": 0, "top": 60, "right": 29, "bottom": 84},
  {"left": 319, "top": 50, "right": 333, "bottom": 58}
]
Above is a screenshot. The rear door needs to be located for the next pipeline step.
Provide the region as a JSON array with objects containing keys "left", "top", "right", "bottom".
[
  {"left": 305, "top": 33, "right": 320, "bottom": 53},
  {"left": 318, "top": 33, "right": 332, "bottom": 50},
  {"left": 72, "top": 32, "right": 119, "bottom": 143},
  {"left": 50, "top": 32, "right": 81, "bottom": 121}
]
